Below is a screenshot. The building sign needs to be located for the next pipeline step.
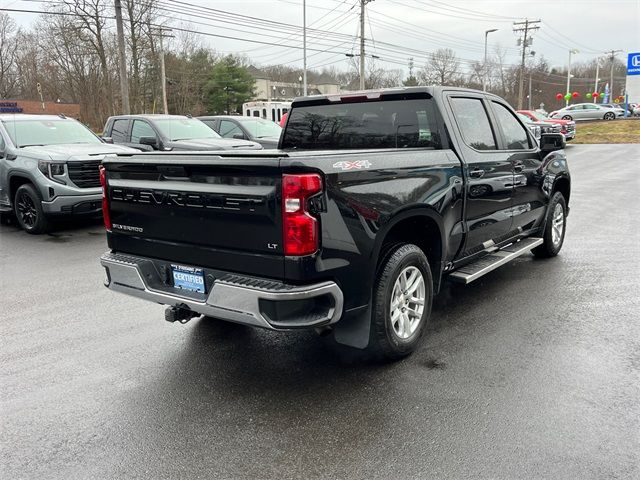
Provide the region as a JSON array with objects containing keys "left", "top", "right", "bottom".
[
  {"left": 627, "top": 52, "right": 640, "bottom": 76},
  {"left": 0, "top": 102, "right": 23, "bottom": 113}
]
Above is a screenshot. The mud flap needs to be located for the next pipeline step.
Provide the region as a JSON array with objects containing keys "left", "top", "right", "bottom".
[{"left": 332, "top": 305, "right": 371, "bottom": 349}]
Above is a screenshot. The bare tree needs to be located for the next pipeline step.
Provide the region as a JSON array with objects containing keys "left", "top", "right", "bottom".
[
  {"left": 418, "top": 48, "right": 461, "bottom": 86},
  {"left": 0, "top": 13, "right": 19, "bottom": 98}
]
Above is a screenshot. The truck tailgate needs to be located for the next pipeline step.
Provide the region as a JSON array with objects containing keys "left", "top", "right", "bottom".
[{"left": 103, "top": 153, "right": 285, "bottom": 279}]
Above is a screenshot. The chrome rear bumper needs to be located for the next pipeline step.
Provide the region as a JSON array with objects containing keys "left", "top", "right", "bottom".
[{"left": 100, "top": 252, "right": 343, "bottom": 329}]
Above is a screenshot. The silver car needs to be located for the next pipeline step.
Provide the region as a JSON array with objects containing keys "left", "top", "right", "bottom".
[
  {"left": 549, "top": 103, "right": 622, "bottom": 121},
  {"left": 0, "top": 114, "right": 137, "bottom": 233}
]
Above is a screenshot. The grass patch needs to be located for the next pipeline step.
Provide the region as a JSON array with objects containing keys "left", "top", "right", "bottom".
[{"left": 572, "top": 119, "right": 640, "bottom": 144}]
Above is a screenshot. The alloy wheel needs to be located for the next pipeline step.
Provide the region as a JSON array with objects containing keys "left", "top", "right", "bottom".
[
  {"left": 17, "top": 192, "right": 38, "bottom": 229},
  {"left": 551, "top": 202, "right": 565, "bottom": 247},
  {"left": 389, "top": 266, "right": 425, "bottom": 339}
]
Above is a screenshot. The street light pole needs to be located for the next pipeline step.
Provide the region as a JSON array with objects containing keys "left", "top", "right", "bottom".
[
  {"left": 593, "top": 58, "right": 600, "bottom": 103},
  {"left": 303, "top": 0, "right": 307, "bottom": 96},
  {"left": 565, "top": 49, "right": 579, "bottom": 107},
  {"left": 483, "top": 28, "right": 498, "bottom": 92}
]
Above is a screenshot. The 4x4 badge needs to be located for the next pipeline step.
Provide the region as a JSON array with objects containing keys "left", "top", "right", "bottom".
[{"left": 333, "top": 160, "right": 372, "bottom": 171}]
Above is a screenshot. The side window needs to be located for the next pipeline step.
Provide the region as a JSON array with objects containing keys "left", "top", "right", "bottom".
[
  {"left": 449, "top": 97, "right": 497, "bottom": 150},
  {"left": 201, "top": 120, "right": 218, "bottom": 132},
  {"left": 491, "top": 102, "right": 531, "bottom": 150},
  {"left": 110, "top": 119, "right": 129, "bottom": 142},
  {"left": 219, "top": 120, "right": 243, "bottom": 138},
  {"left": 130, "top": 120, "right": 156, "bottom": 143},
  {"left": 0, "top": 133, "right": 5, "bottom": 153}
]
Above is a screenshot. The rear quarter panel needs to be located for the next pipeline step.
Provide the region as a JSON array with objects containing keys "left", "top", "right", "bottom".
[{"left": 281, "top": 148, "right": 464, "bottom": 310}]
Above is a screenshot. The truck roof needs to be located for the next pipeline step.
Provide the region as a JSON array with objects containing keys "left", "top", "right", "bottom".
[
  {"left": 290, "top": 86, "right": 499, "bottom": 106},
  {"left": 107, "top": 114, "right": 191, "bottom": 120}
]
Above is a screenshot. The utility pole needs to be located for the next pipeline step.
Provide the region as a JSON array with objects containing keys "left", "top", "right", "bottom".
[
  {"left": 605, "top": 49, "right": 622, "bottom": 102},
  {"left": 513, "top": 19, "right": 540, "bottom": 110},
  {"left": 528, "top": 73, "right": 532, "bottom": 110},
  {"left": 303, "top": 0, "right": 307, "bottom": 96},
  {"left": 359, "top": 0, "right": 374, "bottom": 90},
  {"left": 152, "top": 27, "right": 174, "bottom": 114},
  {"left": 114, "top": 0, "right": 130, "bottom": 114}
]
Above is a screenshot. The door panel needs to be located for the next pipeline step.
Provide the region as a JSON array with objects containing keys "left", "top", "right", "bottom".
[
  {"left": 489, "top": 100, "right": 547, "bottom": 232},
  {"left": 446, "top": 95, "right": 514, "bottom": 254}
]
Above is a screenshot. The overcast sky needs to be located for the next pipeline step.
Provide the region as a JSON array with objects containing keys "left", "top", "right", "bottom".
[{"left": 6, "top": 0, "right": 640, "bottom": 75}]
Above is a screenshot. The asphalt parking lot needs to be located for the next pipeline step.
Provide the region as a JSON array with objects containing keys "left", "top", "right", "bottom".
[{"left": 1, "top": 144, "right": 639, "bottom": 479}]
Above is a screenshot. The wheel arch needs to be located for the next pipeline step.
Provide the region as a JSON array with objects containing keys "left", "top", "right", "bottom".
[
  {"left": 372, "top": 207, "right": 445, "bottom": 293},
  {"left": 553, "top": 175, "right": 571, "bottom": 206},
  {"left": 8, "top": 173, "right": 36, "bottom": 206}
]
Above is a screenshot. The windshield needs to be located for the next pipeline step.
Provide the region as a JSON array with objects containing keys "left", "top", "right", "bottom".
[
  {"left": 236, "top": 118, "right": 282, "bottom": 138},
  {"left": 2, "top": 119, "right": 102, "bottom": 147},
  {"left": 154, "top": 118, "right": 222, "bottom": 141},
  {"left": 534, "top": 111, "right": 548, "bottom": 119}
]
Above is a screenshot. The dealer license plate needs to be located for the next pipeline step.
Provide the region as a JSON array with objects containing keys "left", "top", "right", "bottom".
[{"left": 171, "top": 264, "right": 205, "bottom": 293}]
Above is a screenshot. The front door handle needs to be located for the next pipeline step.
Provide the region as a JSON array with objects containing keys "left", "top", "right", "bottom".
[
  {"left": 513, "top": 162, "right": 524, "bottom": 173},
  {"left": 469, "top": 168, "right": 485, "bottom": 178}
]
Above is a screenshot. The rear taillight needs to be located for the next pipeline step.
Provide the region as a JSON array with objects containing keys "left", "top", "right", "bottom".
[
  {"left": 282, "top": 173, "right": 322, "bottom": 256},
  {"left": 99, "top": 165, "right": 112, "bottom": 231}
]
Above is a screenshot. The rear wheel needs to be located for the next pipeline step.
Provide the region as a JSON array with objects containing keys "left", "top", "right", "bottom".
[
  {"left": 370, "top": 243, "right": 433, "bottom": 360},
  {"left": 603, "top": 112, "right": 615, "bottom": 120},
  {"left": 533, "top": 191, "right": 567, "bottom": 258},
  {"left": 14, "top": 184, "right": 50, "bottom": 234}
]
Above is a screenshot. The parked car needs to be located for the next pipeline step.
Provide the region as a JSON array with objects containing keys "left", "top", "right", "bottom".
[
  {"left": 0, "top": 114, "right": 137, "bottom": 233},
  {"left": 633, "top": 104, "right": 640, "bottom": 117},
  {"left": 102, "top": 115, "right": 263, "bottom": 152},
  {"left": 600, "top": 103, "right": 632, "bottom": 116},
  {"left": 517, "top": 109, "right": 576, "bottom": 141},
  {"left": 549, "top": 103, "right": 622, "bottom": 121},
  {"left": 99, "top": 86, "right": 570, "bottom": 360},
  {"left": 198, "top": 115, "right": 282, "bottom": 149}
]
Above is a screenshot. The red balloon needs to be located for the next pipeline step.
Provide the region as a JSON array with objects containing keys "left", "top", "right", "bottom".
[
  {"left": 555, "top": 93, "right": 563, "bottom": 100},
  {"left": 572, "top": 91, "right": 579, "bottom": 98},
  {"left": 593, "top": 92, "right": 599, "bottom": 98}
]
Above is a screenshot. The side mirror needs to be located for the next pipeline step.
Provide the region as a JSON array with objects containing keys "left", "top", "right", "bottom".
[
  {"left": 138, "top": 136, "right": 158, "bottom": 149},
  {"left": 232, "top": 133, "right": 245, "bottom": 140},
  {"left": 540, "top": 133, "right": 565, "bottom": 153},
  {"left": 102, "top": 136, "right": 114, "bottom": 144}
]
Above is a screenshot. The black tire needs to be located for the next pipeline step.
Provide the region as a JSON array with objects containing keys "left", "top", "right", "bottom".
[
  {"left": 603, "top": 112, "right": 615, "bottom": 120},
  {"left": 370, "top": 243, "right": 433, "bottom": 360},
  {"left": 532, "top": 191, "right": 567, "bottom": 258},
  {"left": 562, "top": 115, "right": 573, "bottom": 121},
  {"left": 14, "top": 184, "right": 50, "bottom": 234}
]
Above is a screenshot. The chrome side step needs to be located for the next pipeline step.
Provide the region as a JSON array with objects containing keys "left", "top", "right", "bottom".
[{"left": 448, "top": 237, "right": 543, "bottom": 284}]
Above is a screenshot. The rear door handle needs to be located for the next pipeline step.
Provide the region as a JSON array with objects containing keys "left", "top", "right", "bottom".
[{"left": 469, "top": 168, "right": 485, "bottom": 178}]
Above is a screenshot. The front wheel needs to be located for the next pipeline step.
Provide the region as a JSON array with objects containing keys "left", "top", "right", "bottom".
[
  {"left": 603, "top": 112, "right": 615, "bottom": 120},
  {"left": 14, "top": 184, "right": 50, "bottom": 234},
  {"left": 533, "top": 191, "right": 567, "bottom": 258},
  {"left": 562, "top": 115, "right": 573, "bottom": 121},
  {"left": 370, "top": 243, "right": 433, "bottom": 360}
]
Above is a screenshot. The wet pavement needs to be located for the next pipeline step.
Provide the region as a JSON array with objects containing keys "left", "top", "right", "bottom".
[{"left": 1, "top": 144, "right": 639, "bottom": 479}]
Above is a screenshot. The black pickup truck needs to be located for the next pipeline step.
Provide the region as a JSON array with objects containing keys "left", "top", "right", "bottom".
[{"left": 100, "top": 87, "right": 569, "bottom": 359}]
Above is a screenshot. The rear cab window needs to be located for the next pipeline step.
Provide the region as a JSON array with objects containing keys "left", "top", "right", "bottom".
[
  {"left": 110, "top": 119, "right": 130, "bottom": 142},
  {"left": 280, "top": 93, "right": 444, "bottom": 150}
]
